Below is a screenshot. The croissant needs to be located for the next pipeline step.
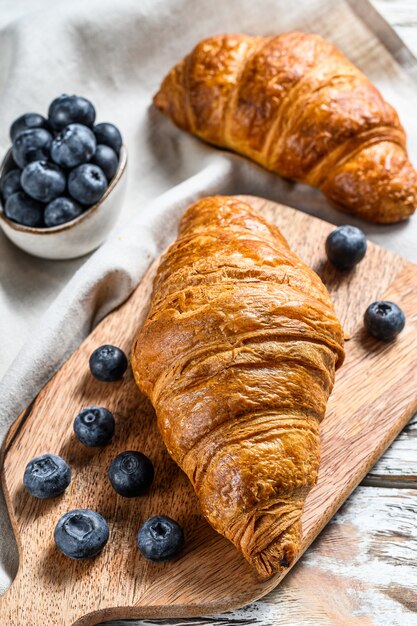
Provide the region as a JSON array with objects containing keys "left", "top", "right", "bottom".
[
  {"left": 154, "top": 32, "right": 417, "bottom": 224},
  {"left": 131, "top": 196, "right": 345, "bottom": 576}
]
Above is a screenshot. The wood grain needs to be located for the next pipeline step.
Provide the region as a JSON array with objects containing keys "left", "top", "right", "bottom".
[{"left": 1, "top": 195, "right": 417, "bottom": 626}]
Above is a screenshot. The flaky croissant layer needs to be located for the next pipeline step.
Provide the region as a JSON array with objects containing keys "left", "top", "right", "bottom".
[
  {"left": 132, "top": 196, "right": 344, "bottom": 576},
  {"left": 154, "top": 32, "right": 417, "bottom": 223}
]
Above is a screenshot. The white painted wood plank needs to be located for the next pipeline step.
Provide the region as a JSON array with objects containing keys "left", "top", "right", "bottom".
[
  {"left": 100, "top": 487, "right": 417, "bottom": 626},
  {"left": 363, "top": 414, "right": 417, "bottom": 486},
  {"left": 372, "top": 0, "right": 417, "bottom": 54}
]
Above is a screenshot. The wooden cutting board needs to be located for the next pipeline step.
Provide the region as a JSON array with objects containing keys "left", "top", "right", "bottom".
[{"left": 1, "top": 195, "right": 417, "bottom": 626}]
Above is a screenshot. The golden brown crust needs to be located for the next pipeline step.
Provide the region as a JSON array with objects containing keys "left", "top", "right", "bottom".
[
  {"left": 154, "top": 32, "right": 417, "bottom": 223},
  {"left": 131, "top": 196, "right": 344, "bottom": 576}
]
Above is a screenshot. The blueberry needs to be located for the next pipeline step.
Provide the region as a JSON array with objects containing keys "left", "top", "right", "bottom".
[
  {"left": 68, "top": 163, "right": 107, "bottom": 206},
  {"left": 21, "top": 160, "right": 66, "bottom": 203},
  {"left": 89, "top": 344, "right": 128, "bottom": 382},
  {"left": 0, "top": 169, "right": 22, "bottom": 203},
  {"left": 51, "top": 124, "right": 96, "bottom": 168},
  {"left": 10, "top": 113, "right": 50, "bottom": 142},
  {"left": 12, "top": 128, "right": 53, "bottom": 169},
  {"left": 23, "top": 453, "right": 71, "bottom": 499},
  {"left": 44, "top": 196, "right": 83, "bottom": 227},
  {"left": 91, "top": 144, "right": 119, "bottom": 181},
  {"left": 48, "top": 95, "right": 96, "bottom": 132},
  {"left": 325, "top": 225, "right": 367, "bottom": 270},
  {"left": 93, "top": 123, "right": 122, "bottom": 155},
  {"left": 108, "top": 451, "right": 154, "bottom": 497},
  {"left": 74, "top": 406, "right": 115, "bottom": 447},
  {"left": 137, "top": 516, "right": 184, "bottom": 561},
  {"left": 364, "top": 301, "right": 405, "bottom": 342},
  {"left": 54, "top": 509, "right": 109, "bottom": 559},
  {"left": 5, "top": 191, "right": 44, "bottom": 227}
]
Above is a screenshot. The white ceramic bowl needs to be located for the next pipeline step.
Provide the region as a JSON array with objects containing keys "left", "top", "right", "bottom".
[{"left": 0, "top": 146, "right": 127, "bottom": 260}]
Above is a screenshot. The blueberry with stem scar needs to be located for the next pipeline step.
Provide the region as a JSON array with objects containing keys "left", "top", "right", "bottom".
[
  {"left": 89, "top": 344, "right": 128, "bottom": 382},
  {"left": 74, "top": 406, "right": 115, "bottom": 447},
  {"left": 23, "top": 454, "right": 71, "bottom": 499},
  {"left": 54, "top": 509, "right": 109, "bottom": 559},
  {"left": 137, "top": 515, "right": 184, "bottom": 561},
  {"left": 108, "top": 451, "right": 154, "bottom": 497},
  {"left": 364, "top": 301, "right": 405, "bottom": 342}
]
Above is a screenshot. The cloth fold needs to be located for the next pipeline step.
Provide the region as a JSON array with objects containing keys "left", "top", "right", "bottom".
[{"left": 0, "top": 0, "right": 417, "bottom": 618}]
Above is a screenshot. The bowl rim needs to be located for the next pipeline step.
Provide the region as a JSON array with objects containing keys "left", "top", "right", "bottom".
[{"left": 0, "top": 145, "right": 127, "bottom": 235}]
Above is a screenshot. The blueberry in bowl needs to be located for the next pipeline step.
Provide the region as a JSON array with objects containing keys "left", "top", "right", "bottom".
[
  {"left": 5, "top": 191, "right": 44, "bottom": 227},
  {"left": 93, "top": 123, "right": 122, "bottom": 155},
  {"left": 68, "top": 163, "right": 107, "bottom": 205},
  {"left": 48, "top": 95, "right": 96, "bottom": 131},
  {"left": 54, "top": 509, "right": 109, "bottom": 559},
  {"left": 23, "top": 453, "right": 71, "bottom": 499},
  {"left": 108, "top": 451, "right": 154, "bottom": 497},
  {"left": 137, "top": 516, "right": 184, "bottom": 561},
  {"left": 10, "top": 112, "right": 50, "bottom": 142},
  {"left": 91, "top": 144, "right": 119, "bottom": 181},
  {"left": 0, "top": 93, "right": 127, "bottom": 259},
  {"left": 21, "top": 160, "right": 66, "bottom": 203},
  {"left": 74, "top": 406, "right": 115, "bottom": 447},
  {"left": 51, "top": 123, "right": 96, "bottom": 168},
  {"left": 364, "top": 301, "right": 405, "bottom": 342},
  {"left": 44, "top": 197, "right": 83, "bottom": 227},
  {"left": 12, "top": 128, "right": 53, "bottom": 169},
  {"left": 0, "top": 169, "right": 22, "bottom": 201}
]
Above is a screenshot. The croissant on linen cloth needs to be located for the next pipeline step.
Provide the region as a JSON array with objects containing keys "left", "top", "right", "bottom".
[
  {"left": 154, "top": 32, "right": 417, "bottom": 224},
  {"left": 131, "top": 196, "right": 345, "bottom": 577}
]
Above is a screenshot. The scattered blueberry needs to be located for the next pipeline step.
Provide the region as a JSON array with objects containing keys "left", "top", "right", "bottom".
[
  {"left": 21, "top": 160, "right": 66, "bottom": 203},
  {"left": 23, "top": 453, "right": 71, "bottom": 499},
  {"left": 54, "top": 509, "right": 109, "bottom": 559},
  {"left": 12, "top": 128, "right": 53, "bottom": 169},
  {"left": 51, "top": 123, "right": 96, "bottom": 168},
  {"left": 48, "top": 95, "right": 96, "bottom": 131},
  {"left": 137, "top": 516, "right": 184, "bottom": 561},
  {"left": 91, "top": 144, "right": 119, "bottom": 181},
  {"left": 10, "top": 112, "right": 50, "bottom": 142},
  {"left": 364, "top": 301, "right": 405, "bottom": 342},
  {"left": 74, "top": 406, "right": 115, "bottom": 447},
  {"left": 5, "top": 191, "right": 44, "bottom": 227},
  {"left": 325, "top": 225, "right": 367, "bottom": 270},
  {"left": 89, "top": 344, "right": 128, "bottom": 382},
  {"left": 0, "top": 169, "right": 22, "bottom": 202},
  {"left": 108, "top": 451, "right": 154, "bottom": 498},
  {"left": 44, "top": 196, "right": 83, "bottom": 227},
  {"left": 68, "top": 163, "right": 107, "bottom": 205},
  {"left": 93, "top": 123, "right": 122, "bottom": 155}
]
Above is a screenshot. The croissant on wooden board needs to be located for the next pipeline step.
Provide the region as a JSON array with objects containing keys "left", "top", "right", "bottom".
[
  {"left": 153, "top": 32, "right": 417, "bottom": 224},
  {"left": 131, "top": 196, "right": 345, "bottom": 577}
]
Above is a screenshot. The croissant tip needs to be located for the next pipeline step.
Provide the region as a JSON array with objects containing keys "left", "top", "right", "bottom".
[
  {"left": 249, "top": 541, "right": 299, "bottom": 578},
  {"left": 153, "top": 89, "right": 165, "bottom": 111}
]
